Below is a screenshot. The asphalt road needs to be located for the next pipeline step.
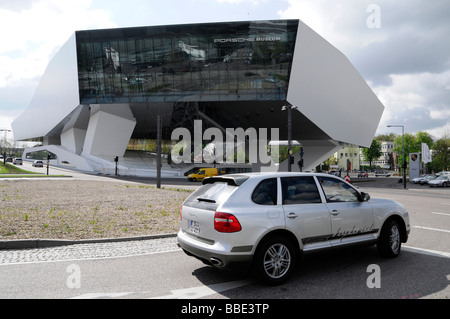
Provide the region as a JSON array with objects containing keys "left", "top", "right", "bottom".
[{"left": 0, "top": 166, "right": 449, "bottom": 303}]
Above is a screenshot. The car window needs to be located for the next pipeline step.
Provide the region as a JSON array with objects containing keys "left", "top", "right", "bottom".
[
  {"left": 281, "top": 176, "right": 321, "bottom": 205},
  {"left": 186, "top": 181, "right": 237, "bottom": 207},
  {"left": 317, "top": 177, "right": 359, "bottom": 202},
  {"left": 252, "top": 178, "right": 278, "bottom": 205}
]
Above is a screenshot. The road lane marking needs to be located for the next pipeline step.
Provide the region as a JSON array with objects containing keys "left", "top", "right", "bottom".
[
  {"left": 69, "top": 279, "right": 252, "bottom": 299},
  {"left": 150, "top": 279, "right": 252, "bottom": 299},
  {"left": 431, "top": 212, "right": 450, "bottom": 217},
  {"left": 413, "top": 226, "right": 450, "bottom": 234},
  {"left": 403, "top": 246, "right": 450, "bottom": 259},
  {"left": 71, "top": 292, "right": 140, "bottom": 299}
]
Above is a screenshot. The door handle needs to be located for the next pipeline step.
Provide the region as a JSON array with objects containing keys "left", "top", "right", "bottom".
[
  {"left": 287, "top": 212, "right": 297, "bottom": 219},
  {"left": 330, "top": 210, "right": 339, "bottom": 216}
]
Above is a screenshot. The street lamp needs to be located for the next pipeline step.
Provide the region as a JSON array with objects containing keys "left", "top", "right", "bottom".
[
  {"left": 387, "top": 124, "right": 406, "bottom": 189},
  {"left": 282, "top": 105, "right": 298, "bottom": 172}
]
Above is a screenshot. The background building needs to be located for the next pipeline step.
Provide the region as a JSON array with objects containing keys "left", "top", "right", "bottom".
[
  {"left": 337, "top": 146, "right": 361, "bottom": 172},
  {"left": 12, "top": 19, "right": 384, "bottom": 176},
  {"left": 360, "top": 141, "right": 395, "bottom": 170}
]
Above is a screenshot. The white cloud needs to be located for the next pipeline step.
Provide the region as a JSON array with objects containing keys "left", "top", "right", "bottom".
[
  {"left": 278, "top": 0, "right": 450, "bottom": 139},
  {"left": 374, "top": 74, "right": 427, "bottom": 110},
  {"left": 277, "top": 0, "right": 385, "bottom": 53},
  {"left": 430, "top": 108, "right": 450, "bottom": 121},
  {"left": 0, "top": 109, "right": 22, "bottom": 141},
  {"left": 216, "top": 0, "right": 265, "bottom": 4},
  {"left": 426, "top": 123, "right": 450, "bottom": 140},
  {"left": 374, "top": 70, "right": 450, "bottom": 138},
  {"left": 0, "top": 0, "right": 116, "bottom": 88}
]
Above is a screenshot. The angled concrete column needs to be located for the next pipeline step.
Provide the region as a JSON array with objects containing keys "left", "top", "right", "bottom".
[
  {"left": 60, "top": 105, "right": 90, "bottom": 155},
  {"left": 61, "top": 127, "right": 87, "bottom": 154},
  {"left": 82, "top": 104, "right": 136, "bottom": 157}
]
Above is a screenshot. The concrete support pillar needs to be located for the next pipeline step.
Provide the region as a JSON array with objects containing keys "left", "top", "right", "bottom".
[{"left": 82, "top": 104, "right": 136, "bottom": 157}]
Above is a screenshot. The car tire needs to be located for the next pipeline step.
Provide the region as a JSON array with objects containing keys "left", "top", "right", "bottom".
[
  {"left": 377, "top": 220, "right": 401, "bottom": 258},
  {"left": 254, "top": 236, "right": 296, "bottom": 285}
]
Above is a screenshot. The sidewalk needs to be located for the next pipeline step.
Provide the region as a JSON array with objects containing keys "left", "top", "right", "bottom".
[{"left": 0, "top": 233, "right": 177, "bottom": 250}]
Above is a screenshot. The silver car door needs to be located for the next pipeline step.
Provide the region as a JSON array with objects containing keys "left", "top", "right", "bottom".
[
  {"left": 281, "top": 176, "right": 332, "bottom": 252},
  {"left": 316, "top": 176, "right": 375, "bottom": 246}
]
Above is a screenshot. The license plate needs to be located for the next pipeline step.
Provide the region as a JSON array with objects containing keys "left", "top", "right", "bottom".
[{"left": 188, "top": 220, "right": 200, "bottom": 235}]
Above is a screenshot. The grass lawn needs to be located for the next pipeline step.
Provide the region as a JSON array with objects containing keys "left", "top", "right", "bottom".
[
  {"left": 0, "top": 163, "right": 38, "bottom": 175},
  {"left": 0, "top": 162, "right": 69, "bottom": 178}
]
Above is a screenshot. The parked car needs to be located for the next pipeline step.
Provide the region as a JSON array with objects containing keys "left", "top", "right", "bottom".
[
  {"left": 5, "top": 157, "right": 13, "bottom": 163},
  {"left": 177, "top": 172, "right": 410, "bottom": 284},
  {"left": 411, "top": 174, "right": 425, "bottom": 184},
  {"left": 32, "top": 160, "right": 44, "bottom": 167},
  {"left": 428, "top": 175, "right": 450, "bottom": 187},
  {"left": 358, "top": 171, "right": 369, "bottom": 178},
  {"left": 13, "top": 158, "right": 23, "bottom": 165},
  {"left": 375, "top": 171, "right": 391, "bottom": 177},
  {"left": 328, "top": 170, "right": 340, "bottom": 176},
  {"left": 419, "top": 175, "right": 436, "bottom": 185}
]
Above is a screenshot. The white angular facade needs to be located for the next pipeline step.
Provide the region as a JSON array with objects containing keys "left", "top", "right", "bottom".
[{"left": 12, "top": 20, "right": 384, "bottom": 175}]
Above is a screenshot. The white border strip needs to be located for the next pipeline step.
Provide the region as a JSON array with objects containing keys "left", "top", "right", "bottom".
[
  {"left": 403, "top": 245, "right": 450, "bottom": 259},
  {"left": 431, "top": 212, "right": 450, "bottom": 217},
  {"left": 413, "top": 226, "right": 450, "bottom": 233}
]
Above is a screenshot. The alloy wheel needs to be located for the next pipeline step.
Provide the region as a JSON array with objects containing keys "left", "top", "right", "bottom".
[
  {"left": 263, "top": 243, "right": 292, "bottom": 279},
  {"left": 390, "top": 225, "right": 400, "bottom": 254}
]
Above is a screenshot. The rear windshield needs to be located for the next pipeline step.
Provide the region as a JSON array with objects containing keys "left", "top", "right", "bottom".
[{"left": 184, "top": 182, "right": 238, "bottom": 210}]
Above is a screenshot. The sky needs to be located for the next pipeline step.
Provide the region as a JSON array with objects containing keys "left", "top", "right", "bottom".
[{"left": 0, "top": 0, "right": 449, "bottom": 143}]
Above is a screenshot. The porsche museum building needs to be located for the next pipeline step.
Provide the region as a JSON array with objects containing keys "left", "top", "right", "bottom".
[{"left": 12, "top": 19, "right": 384, "bottom": 176}]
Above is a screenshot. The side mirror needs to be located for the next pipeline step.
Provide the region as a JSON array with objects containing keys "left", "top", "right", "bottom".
[{"left": 359, "top": 192, "right": 370, "bottom": 202}]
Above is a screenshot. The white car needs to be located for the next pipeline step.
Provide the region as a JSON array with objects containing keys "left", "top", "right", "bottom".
[
  {"left": 428, "top": 175, "right": 450, "bottom": 187},
  {"left": 412, "top": 174, "right": 427, "bottom": 184},
  {"left": 375, "top": 171, "right": 391, "bottom": 177},
  {"left": 32, "top": 160, "right": 44, "bottom": 167},
  {"left": 177, "top": 172, "right": 410, "bottom": 284}
]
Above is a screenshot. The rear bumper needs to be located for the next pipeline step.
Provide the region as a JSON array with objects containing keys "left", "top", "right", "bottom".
[{"left": 177, "top": 230, "right": 253, "bottom": 269}]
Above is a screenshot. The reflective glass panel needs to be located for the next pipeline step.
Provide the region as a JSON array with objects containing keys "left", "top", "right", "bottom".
[{"left": 76, "top": 20, "right": 298, "bottom": 104}]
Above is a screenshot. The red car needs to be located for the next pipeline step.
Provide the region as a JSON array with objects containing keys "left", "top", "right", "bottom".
[{"left": 358, "top": 171, "right": 369, "bottom": 178}]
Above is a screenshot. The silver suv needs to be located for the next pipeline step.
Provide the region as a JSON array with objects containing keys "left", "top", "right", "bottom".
[{"left": 177, "top": 172, "right": 410, "bottom": 284}]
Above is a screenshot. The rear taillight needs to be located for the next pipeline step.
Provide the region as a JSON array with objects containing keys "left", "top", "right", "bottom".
[
  {"left": 214, "top": 212, "right": 242, "bottom": 233},
  {"left": 180, "top": 206, "right": 183, "bottom": 220}
]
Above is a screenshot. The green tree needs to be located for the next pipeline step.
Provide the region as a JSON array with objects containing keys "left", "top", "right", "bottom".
[
  {"left": 361, "top": 139, "right": 382, "bottom": 168},
  {"left": 393, "top": 131, "right": 434, "bottom": 166},
  {"left": 430, "top": 135, "right": 450, "bottom": 172},
  {"left": 375, "top": 133, "right": 397, "bottom": 142},
  {"left": 415, "top": 131, "right": 434, "bottom": 148},
  {"left": 315, "top": 155, "right": 337, "bottom": 171},
  {"left": 393, "top": 133, "right": 415, "bottom": 166}
]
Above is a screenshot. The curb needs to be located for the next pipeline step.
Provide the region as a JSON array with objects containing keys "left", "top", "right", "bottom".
[{"left": 0, "top": 233, "right": 177, "bottom": 250}]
